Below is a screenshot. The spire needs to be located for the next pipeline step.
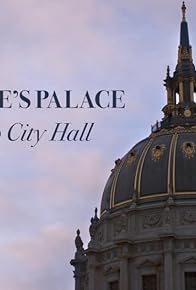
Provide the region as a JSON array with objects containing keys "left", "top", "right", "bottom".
[
  {"left": 178, "top": 1, "right": 192, "bottom": 65},
  {"left": 180, "top": 1, "right": 189, "bottom": 47},
  {"left": 176, "top": 1, "right": 195, "bottom": 101},
  {"left": 161, "top": 3, "right": 196, "bottom": 131},
  {"left": 182, "top": 1, "right": 186, "bottom": 21}
]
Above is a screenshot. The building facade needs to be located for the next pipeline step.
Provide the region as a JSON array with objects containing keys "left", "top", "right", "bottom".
[{"left": 71, "top": 3, "right": 196, "bottom": 290}]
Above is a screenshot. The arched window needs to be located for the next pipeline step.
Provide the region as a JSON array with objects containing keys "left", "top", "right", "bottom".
[
  {"left": 193, "top": 92, "right": 196, "bottom": 103},
  {"left": 176, "top": 92, "right": 180, "bottom": 104}
]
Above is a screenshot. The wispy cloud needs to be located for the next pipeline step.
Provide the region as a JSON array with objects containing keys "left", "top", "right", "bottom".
[{"left": 0, "top": 1, "right": 196, "bottom": 289}]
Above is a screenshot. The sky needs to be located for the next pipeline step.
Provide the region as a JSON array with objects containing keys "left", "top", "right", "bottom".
[{"left": 0, "top": 0, "right": 196, "bottom": 289}]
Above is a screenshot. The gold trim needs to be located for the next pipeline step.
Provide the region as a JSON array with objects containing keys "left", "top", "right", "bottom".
[
  {"left": 134, "top": 139, "right": 153, "bottom": 192},
  {"left": 137, "top": 139, "right": 154, "bottom": 196},
  {"left": 139, "top": 193, "right": 168, "bottom": 200},
  {"left": 100, "top": 210, "right": 107, "bottom": 216},
  {"left": 167, "top": 134, "right": 177, "bottom": 194},
  {"left": 139, "top": 135, "right": 175, "bottom": 199},
  {"left": 174, "top": 191, "right": 196, "bottom": 195},
  {"left": 190, "top": 81, "right": 194, "bottom": 102},
  {"left": 179, "top": 81, "right": 183, "bottom": 102},
  {"left": 172, "top": 134, "right": 178, "bottom": 194},
  {"left": 150, "top": 126, "right": 196, "bottom": 138},
  {"left": 113, "top": 199, "right": 132, "bottom": 208},
  {"left": 167, "top": 136, "right": 173, "bottom": 193},
  {"left": 110, "top": 168, "right": 119, "bottom": 209},
  {"left": 110, "top": 156, "right": 127, "bottom": 209},
  {"left": 113, "top": 193, "right": 169, "bottom": 206}
]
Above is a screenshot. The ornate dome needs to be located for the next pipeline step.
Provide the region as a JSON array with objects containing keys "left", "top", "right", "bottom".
[
  {"left": 101, "top": 1, "right": 196, "bottom": 215},
  {"left": 101, "top": 127, "right": 196, "bottom": 214}
]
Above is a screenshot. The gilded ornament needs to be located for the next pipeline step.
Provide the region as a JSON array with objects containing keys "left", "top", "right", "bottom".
[
  {"left": 127, "top": 150, "right": 137, "bottom": 165},
  {"left": 151, "top": 144, "right": 166, "bottom": 161},
  {"left": 184, "top": 108, "right": 191, "bottom": 117},
  {"left": 181, "top": 142, "right": 196, "bottom": 159},
  {"left": 114, "top": 214, "right": 127, "bottom": 235}
]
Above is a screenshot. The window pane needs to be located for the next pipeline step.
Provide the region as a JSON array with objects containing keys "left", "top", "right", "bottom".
[
  {"left": 110, "top": 281, "right": 119, "bottom": 290},
  {"left": 185, "top": 272, "right": 196, "bottom": 290},
  {"left": 142, "top": 274, "right": 157, "bottom": 290}
]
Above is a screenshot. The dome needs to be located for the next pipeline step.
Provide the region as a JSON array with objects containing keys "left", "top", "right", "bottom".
[{"left": 101, "top": 126, "right": 196, "bottom": 214}]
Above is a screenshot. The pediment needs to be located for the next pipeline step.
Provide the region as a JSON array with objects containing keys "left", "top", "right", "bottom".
[
  {"left": 139, "top": 259, "right": 157, "bottom": 268},
  {"left": 181, "top": 257, "right": 196, "bottom": 264}
]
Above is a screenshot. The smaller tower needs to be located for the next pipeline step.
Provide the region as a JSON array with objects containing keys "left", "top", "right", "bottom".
[{"left": 162, "top": 1, "right": 196, "bottom": 129}]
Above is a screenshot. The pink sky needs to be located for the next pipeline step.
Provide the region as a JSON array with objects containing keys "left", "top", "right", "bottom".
[{"left": 0, "top": 1, "right": 196, "bottom": 289}]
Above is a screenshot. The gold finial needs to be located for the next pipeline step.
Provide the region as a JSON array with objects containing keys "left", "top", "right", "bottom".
[{"left": 182, "top": 1, "right": 186, "bottom": 21}]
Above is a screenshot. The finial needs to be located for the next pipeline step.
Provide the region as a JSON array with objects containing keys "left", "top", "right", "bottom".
[
  {"left": 182, "top": 1, "right": 186, "bottom": 21},
  {"left": 75, "top": 229, "right": 84, "bottom": 251},
  {"left": 167, "top": 65, "right": 170, "bottom": 78},
  {"left": 95, "top": 207, "right": 98, "bottom": 217},
  {"left": 94, "top": 207, "right": 99, "bottom": 222}
]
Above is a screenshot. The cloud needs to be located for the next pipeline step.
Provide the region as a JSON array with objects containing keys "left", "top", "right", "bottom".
[
  {"left": 0, "top": 223, "right": 74, "bottom": 290},
  {"left": 1, "top": 1, "right": 196, "bottom": 290}
]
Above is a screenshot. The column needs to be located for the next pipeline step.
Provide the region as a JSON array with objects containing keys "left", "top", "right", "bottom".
[
  {"left": 190, "top": 80, "right": 194, "bottom": 101},
  {"left": 88, "top": 262, "right": 96, "bottom": 290},
  {"left": 119, "top": 243, "right": 129, "bottom": 290},
  {"left": 120, "top": 258, "right": 129, "bottom": 290},
  {"left": 179, "top": 82, "right": 184, "bottom": 102},
  {"left": 163, "top": 238, "right": 174, "bottom": 290}
]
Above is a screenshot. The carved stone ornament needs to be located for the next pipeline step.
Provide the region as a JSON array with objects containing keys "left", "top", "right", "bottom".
[
  {"left": 127, "top": 150, "right": 137, "bottom": 166},
  {"left": 181, "top": 210, "right": 196, "bottom": 225},
  {"left": 151, "top": 144, "right": 166, "bottom": 161},
  {"left": 143, "top": 214, "right": 162, "bottom": 229},
  {"left": 89, "top": 208, "right": 99, "bottom": 240},
  {"left": 89, "top": 218, "right": 96, "bottom": 239},
  {"left": 111, "top": 158, "right": 121, "bottom": 173},
  {"left": 139, "top": 258, "right": 158, "bottom": 268},
  {"left": 97, "top": 229, "right": 104, "bottom": 242},
  {"left": 104, "top": 265, "right": 120, "bottom": 275},
  {"left": 114, "top": 214, "right": 127, "bottom": 235},
  {"left": 163, "top": 206, "right": 173, "bottom": 226},
  {"left": 182, "top": 257, "right": 196, "bottom": 264},
  {"left": 181, "top": 142, "right": 196, "bottom": 159}
]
